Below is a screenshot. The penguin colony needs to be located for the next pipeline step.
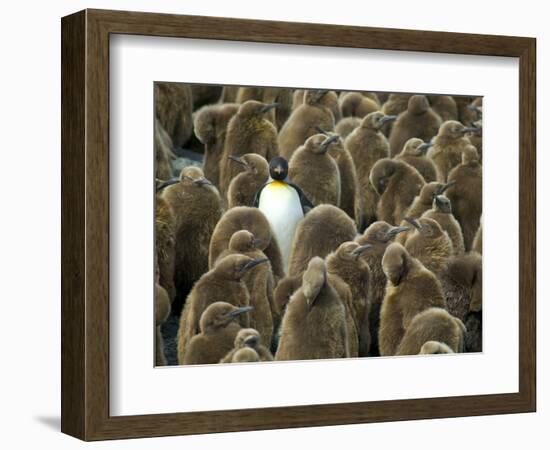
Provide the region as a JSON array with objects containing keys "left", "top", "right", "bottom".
[{"left": 154, "top": 82, "right": 483, "bottom": 365}]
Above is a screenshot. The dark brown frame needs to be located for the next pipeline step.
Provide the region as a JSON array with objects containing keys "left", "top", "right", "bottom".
[{"left": 61, "top": 9, "right": 536, "bottom": 441}]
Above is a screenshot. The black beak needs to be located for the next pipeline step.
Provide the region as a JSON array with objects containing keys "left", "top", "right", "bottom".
[
  {"left": 194, "top": 177, "right": 213, "bottom": 187},
  {"left": 228, "top": 155, "right": 248, "bottom": 167},
  {"left": 386, "top": 226, "right": 410, "bottom": 240},
  {"left": 321, "top": 134, "right": 340, "bottom": 150},
  {"left": 403, "top": 217, "right": 421, "bottom": 230},
  {"left": 461, "top": 126, "right": 481, "bottom": 134},
  {"left": 251, "top": 238, "right": 263, "bottom": 249},
  {"left": 260, "top": 102, "right": 279, "bottom": 113},
  {"left": 315, "top": 126, "right": 328, "bottom": 135},
  {"left": 244, "top": 336, "right": 260, "bottom": 348},
  {"left": 379, "top": 115, "right": 397, "bottom": 125},
  {"left": 437, "top": 180, "right": 456, "bottom": 195},
  {"left": 352, "top": 244, "right": 372, "bottom": 258},
  {"left": 316, "top": 89, "right": 328, "bottom": 98},
  {"left": 226, "top": 305, "right": 254, "bottom": 318},
  {"left": 242, "top": 258, "right": 269, "bottom": 273},
  {"left": 156, "top": 177, "right": 179, "bottom": 192},
  {"left": 417, "top": 142, "right": 433, "bottom": 154}
]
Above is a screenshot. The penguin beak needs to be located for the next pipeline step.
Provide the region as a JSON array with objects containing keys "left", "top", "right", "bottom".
[
  {"left": 386, "top": 226, "right": 410, "bottom": 240},
  {"left": 467, "top": 104, "right": 482, "bottom": 113},
  {"left": 437, "top": 180, "right": 456, "bottom": 195},
  {"left": 244, "top": 336, "right": 260, "bottom": 348},
  {"left": 316, "top": 89, "right": 328, "bottom": 98},
  {"left": 314, "top": 126, "right": 328, "bottom": 135},
  {"left": 378, "top": 115, "right": 397, "bottom": 125},
  {"left": 226, "top": 305, "right": 254, "bottom": 318},
  {"left": 403, "top": 217, "right": 422, "bottom": 230},
  {"left": 155, "top": 177, "right": 179, "bottom": 192},
  {"left": 321, "top": 134, "right": 340, "bottom": 151},
  {"left": 352, "top": 244, "right": 372, "bottom": 258},
  {"left": 194, "top": 177, "right": 213, "bottom": 187},
  {"left": 460, "top": 126, "right": 481, "bottom": 134},
  {"left": 242, "top": 258, "right": 269, "bottom": 273},
  {"left": 417, "top": 142, "right": 433, "bottom": 154},
  {"left": 260, "top": 102, "right": 279, "bottom": 114},
  {"left": 251, "top": 238, "right": 264, "bottom": 249},
  {"left": 228, "top": 155, "right": 248, "bottom": 168}
]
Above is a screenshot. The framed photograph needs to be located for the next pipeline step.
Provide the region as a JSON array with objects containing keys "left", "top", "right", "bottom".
[{"left": 61, "top": 9, "right": 536, "bottom": 441}]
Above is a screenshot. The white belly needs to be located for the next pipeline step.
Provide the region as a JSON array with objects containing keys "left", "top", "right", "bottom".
[{"left": 258, "top": 182, "right": 304, "bottom": 274}]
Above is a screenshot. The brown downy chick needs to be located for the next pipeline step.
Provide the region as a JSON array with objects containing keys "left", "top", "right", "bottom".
[
  {"left": 231, "top": 347, "right": 261, "bottom": 362},
  {"left": 421, "top": 195, "right": 465, "bottom": 254},
  {"left": 177, "top": 254, "right": 268, "bottom": 363},
  {"left": 335, "top": 116, "right": 361, "bottom": 139},
  {"left": 379, "top": 243, "right": 446, "bottom": 356},
  {"left": 155, "top": 83, "right": 193, "bottom": 150},
  {"left": 427, "top": 95, "right": 458, "bottom": 122},
  {"left": 326, "top": 241, "right": 373, "bottom": 356},
  {"left": 427, "top": 120, "right": 480, "bottom": 182},
  {"left": 381, "top": 93, "right": 411, "bottom": 135},
  {"left": 445, "top": 145, "right": 482, "bottom": 250},
  {"left": 219, "top": 100, "right": 279, "bottom": 195},
  {"left": 226, "top": 153, "right": 269, "bottom": 208},
  {"left": 403, "top": 217, "right": 453, "bottom": 275},
  {"left": 388, "top": 95, "right": 442, "bottom": 156},
  {"left": 155, "top": 120, "right": 175, "bottom": 180},
  {"left": 370, "top": 158, "right": 425, "bottom": 226},
  {"left": 194, "top": 103, "right": 239, "bottom": 187},
  {"left": 155, "top": 194, "right": 176, "bottom": 302},
  {"left": 396, "top": 307, "right": 465, "bottom": 355},
  {"left": 394, "top": 137, "right": 437, "bottom": 183},
  {"left": 288, "top": 133, "right": 341, "bottom": 207},
  {"left": 401, "top": 181, "right": 454, "bottom": 225},
  {"left": 220, "top": 328, "right": 274, "bottom": 362},
  {"left": 288, "top": 204, "right": 357, "bottom": 277},
  {"left": 279, "top": 90, "right": 336, "bottom": 160},
  {"left": 276, "top": 257, "right": 349, "bottom": 360},
  {"left": 340, "top": 91, "right": 380, "bottom": 118},
  {"left": 182, "top": 302, "right": 253, "bottom": 365},
  {"left": 454, "top": 96, "right": 479, "bottom": 127}
]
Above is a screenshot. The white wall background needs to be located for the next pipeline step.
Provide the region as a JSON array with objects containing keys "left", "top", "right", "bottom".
[{"left": 0, "top": 0, "right": 545, "bottom": 448}]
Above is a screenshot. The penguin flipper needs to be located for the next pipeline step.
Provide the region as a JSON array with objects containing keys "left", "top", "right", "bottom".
[
  {"left": 288, "top": 182, "right": 314, "bottom": 213},
  {"left": 252, "top": 182, "right": 269, "bottom": 208}
]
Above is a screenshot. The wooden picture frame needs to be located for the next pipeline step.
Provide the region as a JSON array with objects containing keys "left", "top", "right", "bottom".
[{"left": 61, "top": 9, "right": 536, "bottom": 441}]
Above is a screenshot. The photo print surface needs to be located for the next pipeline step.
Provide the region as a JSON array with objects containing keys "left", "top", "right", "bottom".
[{"left": 154, "top": 84, "right": 482, "bottom": 366}]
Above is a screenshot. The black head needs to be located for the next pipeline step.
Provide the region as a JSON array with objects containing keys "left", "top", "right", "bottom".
[{"left": 269, "top": 157, "right": 288, "bottom": 181}]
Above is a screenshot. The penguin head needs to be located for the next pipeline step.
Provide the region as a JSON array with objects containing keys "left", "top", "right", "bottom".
[
  {"left": 179, "top": 166, "right": 215, "bottom": 190},
  {"left": 228, "top": 153, "right": 269, "bottom": 177},
  {"left": 304, "top": 89, "right": 329, "bottom": 106},
  {"left": 445, "top": 252, "right": 482, "bottom": 313},
  {"left": 408, "top": 95, "right": 430, "bottom": 115},
  {"left": 231, "top": 347, "right": 260, "bottom": 363},
  {"left": 418, "top": 181, "right": 455, "bottom": 205},
  {"left": 370, "top": 158, "right": 399, "bottom": 195},
  {"left": 433, "top": 195, "right": 452, "bottom": 214},
  {"left": 238, "top": 100, "right": 278, "bottom": 118},
  {"left": 382, "top": 242, "right": 411, "bottom": 286},
  {"left": 234, "top": 328, "right": 261, "bottom": 350},
  {"left": 334, "top": 241, "right": 373, "bottom": 263},
  {"left": 215, "top": 254, "right": 270, "bottom": 281},
  {"left": 462, "top": 144, "right": 480, "bottom": 165},
  {"left": 402, "top": 137, "right": 433, "bottom": 156},
  {"left": 199, "top": 302, "right": 254, "bottom": 332},
  {"left": 361, "top": 221, "right": 410, "bottom": 245},
  {"left": 303, "top": 133, "right": 331, "bottom": 155},
  {"left": 269, "top": 156, "right": 289, "bottom": 181},
  {"left": 419, "top": 341, "right": 454, "bottom": 354},
  {"left": 404, "top": 216, "right": 444, "bottom": 239},
  {"left": 302, "top": 257, "right": 328, "bottom": 308},
  {"left": 228, "top": 230, "right": 266, "bottom": 253},
  {"left": 438, "top": 120, "right": 479, "bottom": 139},
  {"left": 362, "top": 111, "right": 397, "bottom": 130}
]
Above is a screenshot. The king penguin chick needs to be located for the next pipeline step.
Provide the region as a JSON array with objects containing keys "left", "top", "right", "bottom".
[
  {"left": 155, "top": 120, "right": 175, "bottom": 180},
  {"left": 279, "top": 90, "right": 336, "bottom": 160},
  {"left": 355, "top": 222, "right": 410, "bottom": 356},
  {"left": 421, "top": 195, "right": 465, "bottom": 254},
  {"left": 388, "top": 95, "right": 442, "bottom": 157},
  {"left": 394, "top": 137, "right": 438, "bottom": 183},
  {"left": 216, "top": 230, "right": 275, "bottom": 347},
  {"left": 276, "top": 257, "right": 349, "bottom": 360},
  {"left": 326, "top": 241, "right": 373, "bottom": 356},
  {"left": 291, "top": 89, "right": 341, "bottom": 122},
  {"left": 370, "top": 158, "right": 425, "bottom": 225},
  {"left": 340, "top": 91, "right": 380, "bottom": 118},
  {"left": 379, "top": 243, "right": 446, "bottom": 356},
  {"left": 155, "top": 83, "right": 193, "bottom": 150},
  {"left": 226, "top": 153, "right": 269, "bottom": 208},
  {"left": 427, "top": 120, "right": 481, "bottom": 182},
  {"left": 345, "top": 111, "right": 396, "bottom": 229},
  {"left": 439, "top": 251, "right": 482, "bottom": 323},
  {"left": 445, "top": 145, "right": 482, "bottom": 251},
  {"left": 403, "top": 217, "right": 453, "bottom": 275},
  {"left": 161, "top": 167, "right": 223, "bottom": 312},
  {"left": 427, "top": 95, "right": 458, "bottom": 122},
  {"left": 177, "top": 254, "right": 268, "bottom": 363},
  {"left": 155, "top": 194, "right": 176, "bottom": 302},
  {"left": 419, "top": 340, "right": 454, "bottom": 354},
  {"left": 288, "top": 204, "right": 357, "bottom": 277},
  {"left": 230, "top": 347, "right": 261, "bottom": 362},
  {"left": 219, "top": 100, "right": 279, "bottom": 195},
  {"left": 396, "top": 307, "right": 465, "bottom": 356},
  {"left": 220, "top": 328, "right": 274, "bottom": 362},
  {"left": 454, "top": 96, "right": 479, "bottom": 127},
  {"left": 182, "top": 302, "right": 253, "bottom": 365},
  {"left": 208, "top": 206, "right": 285, "bottom": 281},
  {"left": 335, "top": 116, "right": 361, "bottom": 139},
  {"left": 288, "top": 133, "right": 341, "bottom": 207},
  {"left": 401, "top": 181, "right": 454, "bottom": 225},
  {"left": 316, "top": 129, "right": 361, "bottom": 225},
  {"left": 194, "top": 102, "right": 239, "bottom": 187},
  {"left": 381, "top": 93, "right": 411, "bottom": 135}
]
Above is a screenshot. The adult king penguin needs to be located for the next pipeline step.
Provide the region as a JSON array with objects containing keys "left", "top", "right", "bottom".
[{"left": 253, "top": 156, "right": 313, "bottom": 273}]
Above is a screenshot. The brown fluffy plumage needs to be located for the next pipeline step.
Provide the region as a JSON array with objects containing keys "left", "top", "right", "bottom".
[
  {"left": 419, "top": 340, "right": 454, "bottom": 354},
  {"left": 394, "top": 137, "right": 437, "bottom": 183},
  {"left": 155, "top": 195, "right": 176, "bottom": 302},
  {"left": 220, "top": 328, "right": 274, "bottom": 362},
  {"left": 472, "top": 222, "right": 482, "bottom": 254},
  {"left": 219, "top": 101, "right": 279, "bottom": 195},
  {"left": 379, "top": 243, "right": 446, "bottom": 356},
  {"left": 155, "top": 120, "right": 174, "bottom": 180},
  {"left": 335, "top": 117, "right": 361, "bottom": 139},
  {"left": 226, "top": 153, "right": 269, "bottom": 208},
  {"left": 421, "top": 195, "right": 465, "bottom": 254},
  {"left": 396, "top": 308, "right": 465, "bottom": 355},
  {"left": 340, "top": 92, "right": 380, "bottom": 118},
  {"left": 445, "top": 145, "right": 482, "bottom": 251},
  {"left": 388, "top": 95, "right": 442, "bottom": 156},
  {"left": 288, "top": 134, "right": 341, "bottom": 207},
  {"left": 155, "top": 83, "right": 193, "bottom": 150},
  {"left": 276, "top": 257, "right": 349, "bottom": 360},
  {"left": 427, "top": 95, "right": 458, "bottom": 122},
  {"left": 370, "top": 158, "right": 425, "bottom": 225},
  {"left": 288, "top": 204, "right": 357, "bottom": 277},
  {"left": 155, "top": 283, "right": 171, "bottom": 366}
]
